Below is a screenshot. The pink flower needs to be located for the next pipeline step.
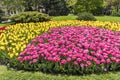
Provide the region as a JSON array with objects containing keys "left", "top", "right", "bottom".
[
  {"left": 115, "top": 59, "right": 120, "bottom": 63},
  {"left": 67, "top": 57, "right": 72, "bottom": 62},
  {"left": 61, "top": 60, "right": 67, "bottom": 65},
  {"left": 111, "top": 57, "right": 116, "bottom": 61},
  {"left": 18, "top": 57, "right": 23, "bottom": 63},
  {"left": 101, "top": 59, "right": 106, "bottom": 63},
  {"left": 77, "top": 58, "right": 82, "bottom": 62},
  {"left": 106, "top": 59, "right": 111, "bottom": 64},
  {"left": 104, "top": 68, "right": 108, "bottom": 72},
  {"left": 82, "top": 57, "right": 87, "bottom": 61},
  {"left": 80, "top": 63, "right": 84, "bottom": 68},
  {"left": 74, "top": 61, "right": 78, "bottom": 66},
  {"left": 33, "top": 59, "right": 37, "bottom": 63},
  {"left": 95, "top": 60, "right": 100, "bottom": 65},
  {"left": 86, "top": 61, "right": 91, "bottom": 66}
]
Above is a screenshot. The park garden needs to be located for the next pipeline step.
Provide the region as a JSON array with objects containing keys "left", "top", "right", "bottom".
[{"left": 0, "top": 0, "right": 120, "bottom": 80}]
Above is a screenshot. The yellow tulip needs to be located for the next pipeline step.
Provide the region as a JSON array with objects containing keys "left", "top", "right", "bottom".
[
  {"left": 0, "top": 46, "right": 5, "bottom": 50},
  {"left": 9, "top": 54, "right": 14, "bottom": 58}
]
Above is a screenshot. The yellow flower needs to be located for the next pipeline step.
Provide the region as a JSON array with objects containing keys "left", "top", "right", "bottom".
[
  {"left": 15, "top": 53, "right": 18, "bottom": 56},
  {"left": 9, "top": 54, "right": 14, "bottom": 58},
  {"left": 0, "top": 46, "right": 5, "bottom": 50}
]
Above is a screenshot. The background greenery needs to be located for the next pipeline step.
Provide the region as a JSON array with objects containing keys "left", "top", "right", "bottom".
[{"left": 0, "top": 0, "right": 120, "bottom": 16}]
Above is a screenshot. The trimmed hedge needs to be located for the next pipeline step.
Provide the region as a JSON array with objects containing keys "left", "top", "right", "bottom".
[
  {"left": 77, "top": 12, "right": 96, "bottom": 21},
  {"left": 10, "top": 11, "right": 51, "bottom": 23}
]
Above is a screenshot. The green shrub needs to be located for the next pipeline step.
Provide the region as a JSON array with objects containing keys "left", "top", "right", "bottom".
[
  {"left": 10, "top": 11, "right": 51, "bottom": 23},
  {"left": 77, "top": 12, "right": 96, "bottom": 21},
  {"left": 111, "top": 11, "right": 120, "bottom": 17},
  {"left": 0, "top": 10, "right": 5, "bottom": 23},
  {"left": 0, "top": 51, "right": 9, "bottom": 65}
]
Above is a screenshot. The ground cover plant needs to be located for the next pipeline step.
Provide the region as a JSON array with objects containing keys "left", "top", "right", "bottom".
[{"left": 0, "top": 20, "right": 120, "bottom": 74}]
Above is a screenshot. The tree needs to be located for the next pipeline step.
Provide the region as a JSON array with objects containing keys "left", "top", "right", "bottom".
[
  {"left": 41, "top": 0, "right": 69, "bottom": 16},
  {"left": 23, "top": 0, "right": 43, "bottom": 11},
  {"left": 103, "top": 0, "right": 120, "bottom": 15},
  {"left": 0, "top": 0, "right": 25, "bottom": 16},
  {"left": 112, "top": 0, "right": 120, "bottom": 12},
  {"left": 74, "top": 0, "right": 104, "bottom": 15},
  {"left": 65, "top": 0, "right": 77, "bottom": 13}
]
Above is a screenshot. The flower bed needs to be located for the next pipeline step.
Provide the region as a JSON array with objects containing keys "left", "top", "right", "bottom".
[
  {"left": 18, "top": 26, "right": 120, "bottom": 74},
  {"left": 0, "top": 20, "right": 120, "bottom": 74}
]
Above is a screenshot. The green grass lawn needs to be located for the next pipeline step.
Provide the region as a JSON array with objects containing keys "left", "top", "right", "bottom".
[
  {"left": 52, "top": 15, "right": 120, "bottom": 22},
  {"left": 0, "top": 15, "right": 120, "bottom": 28},
  {"left": 0, "top": 22, "right": 14, "bottom": 28},
  {"left": 0, "top": 23, "right": 6, "bottom": 27},
  {"left": 95, "top": 16, "right": 120, "bottom": 22},
  {"left": 52, "top": 14, "right": 77, "bottom": 21},
  {"left": 0, "top": 65, "right": 120, "bottom": 80}
]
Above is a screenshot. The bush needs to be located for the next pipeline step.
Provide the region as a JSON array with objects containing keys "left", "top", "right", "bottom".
[
  {"left": 10, "top": 11, "right": 51, "bottom": 23},
  {"left": 77, "top": 12, "right": 96, "bottom": 21},
  {"left": 111, "top": 11, "right": 120, "bottom": 17}
]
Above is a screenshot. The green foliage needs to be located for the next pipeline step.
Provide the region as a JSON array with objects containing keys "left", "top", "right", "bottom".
[
  {"left": 0, "top": 9, "right": 4, "bottom": 23},
  {"left": 111, "top": 11, "right": 120, "bottom": 17},
  {"left": 65, "top": 0, "right": 77, "bottom": 13},
  {"left": 0, "top": 51, "right": 9, "bottom": 65},
  {"left": 24, "top": 0, "right": 42, "bottom": 11},
  {"left": 74, "top": 0, "right": 104, "bottom": 15},
  {"left": 41, "top": 0, "right": 69, "bottom": 16},
  {"left": 10, "top": 11, "right": 51, "bottom": 23},
  {"left": 8, "top": 57, "right": 120, "bottom": 75},
  {"left": 91, "top": 7, "right": 104, "bottom": 16},
  {"left": 77, "top": 12, "right": 96, "bottom": 21}
]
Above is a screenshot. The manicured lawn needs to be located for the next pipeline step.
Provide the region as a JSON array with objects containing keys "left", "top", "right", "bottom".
[
  {"left": 96, "top": 16, "right": 120, "bottom": 22},
  {"left": 0, "top": 65, "right": 120, "bottom": 80},
  {"left": 0, "top": 23, "right": 6, "bottom": 27},
  {"left": 52, "top": 14, "right": 77, "bottom": 21},
  {"left": 0, "top": 22, "right": 14, "bottom": 27},
  {"left": 52, "top": 15, "right": 120, "bottom": 22},
  {"left": 1, "top": 15, "right": 120, "bottom": 80}
]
